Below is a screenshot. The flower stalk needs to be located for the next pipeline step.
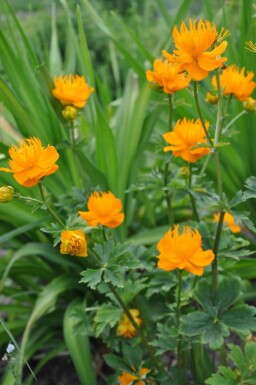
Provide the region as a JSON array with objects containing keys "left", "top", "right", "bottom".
[
  {"left": 193, "top": 82, "right": 213, "bottom": 147},
  {"left": 163, "top": 95, "right": 174, "bottom": 227},
  {"left": 38, "top": 181, "right": 65, "bottom": 228}
]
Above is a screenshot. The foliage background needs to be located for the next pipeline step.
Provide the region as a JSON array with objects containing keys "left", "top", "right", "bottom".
[{"left": 0, "top": 0, "right": 256, "bottom": 384}]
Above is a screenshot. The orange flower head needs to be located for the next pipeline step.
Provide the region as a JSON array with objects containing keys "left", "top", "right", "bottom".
[
  {"left": 214, "top": 212, "right": 241, "bottom": 233},
  {"left": 52, "top": 74, "right": 94, "bottom": 108},
  {"left": 146, "top": 58, "right": 191, "bottom": 94},
  {"left": 157, "top": 225, "right": 215, "bottom": 276},
  {"left": 118, "top": 368, "right": 150, "bottom": 385},
  {"left": 163, "top": 19, "right": 228, "bottom": 80},
  {"left": 212, "top": 65, "right": 256, "bottom": 101},
  {"left": 79, "top": 191, "right": 124, "bottom": 229},
  {"left": 60, "top": 229, "right": 87, "bottom": 257},
  {"left": 116, "top": 309, "right": 142, "bottom": 338},
  {"left": 0, "top": 138, "right": 59, "bottom": 187},
  {"left": 163, "top": 118, "right": 211, "bottom": 163}
]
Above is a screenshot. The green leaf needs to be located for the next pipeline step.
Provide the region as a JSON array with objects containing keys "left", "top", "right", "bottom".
[
  {"left": 150, "top": 324, "right": 178, "bottom": 355},
  {"left": 103, "top": 268, "right": 124, "bottom": 288},
  {"left": 181, "top": 311, "right": 229, "bottom": 350},
  {"left": 79, "top": 268, "right": 103, "bottom": 290},
  {"left": 222, "top": 304, "right": 256, "bottom": 334},
  {"left": 63, "top": 301, "right": 97, "bottom": 385},
  {"left": 104, "top": 353, "right": 132, "bottom": 372},
  {"left": 205, "top": 366, "right": 238, "bottom": 385},
  {"left": 93, "top": 304, "right": 121, "bottom": 337}
]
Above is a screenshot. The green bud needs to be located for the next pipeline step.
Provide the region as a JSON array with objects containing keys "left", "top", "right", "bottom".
[
  {"left": 62, "top": 105, "right": 78, "bottom": 121},
  {"left": 0, "top": 186, "right": 14, "bottom": 203}
]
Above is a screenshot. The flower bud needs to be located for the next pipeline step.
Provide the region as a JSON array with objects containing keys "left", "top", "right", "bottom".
[
  {"left": 205, "top": 92, "right": 218, "bottom": 104},
  {"left": 179, "top": 166, "right": 190, "bottom": 179},
  {"left": 243, "top": 97, "right": 256, "bottom": 112},
  {"left": 62, "top": 105, "right": 78, "bottom": 121},
  {"left": 0, "top": 186, "right": 14, "bottom": 203}
]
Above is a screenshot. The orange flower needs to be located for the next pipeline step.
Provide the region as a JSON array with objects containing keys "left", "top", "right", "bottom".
[
  {"left": 0, "top": 138, "right": 59, "bottom": 187},
  {"left": 163, "top": 118, "right": 211, "bottom": 163},
  {"left": 214, "top": 212, "right": 241, "bottom": 233},
  {"left": 52, "top": 74, "right": 94, "bottom": 108},
  {"left": 146, "top": 58, "right": 191, "bottom": 93},
  {"left": 157, "top": 225, "right": 215, "bottom": 276},
  {"left": 60, "top": 229, "right": 87, "bottom": 257},
  {"left": 116, "top": 309, "right": 142, "bottom": 338},
  {"left": 163, "top": 19, "right": 228, "bottom": 80},
  {"left": 79, "top": 191, "right": 124, "bottom": 229},
  {"left": 212, "top": 65, "right": 256, "bottom": 101},
  {"left": 118, "top": 368, "right": 150, "bottom": 385}
]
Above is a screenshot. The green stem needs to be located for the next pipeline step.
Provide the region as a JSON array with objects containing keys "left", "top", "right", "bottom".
[
  {"left": 193, "top": 82, "right": 213, "bottom": 147},
  {"left": 188, "top": 163, "right": 200, "bottom": 223},
  {"left": 164, "top": 160, "right": 174, "bottom": 227},
  {"left": 214, "top": 70, "right": 223, "bottom": 146},
  {"left": 168, "top": 94, "right": 173, "bottom": 131},
  {"left": 38, "top": 182, "right": 65, "bottom": 227},
  {"left": 163, "top": 95, "right": 174, "bottom": 227},
  {"left": 222, "top": 110, "right": 247, "bottom": 133},
  {"left": 176, "top": 270, "right": 183, "bottom": 385},
  {"left": 212, "top": 210, "right": 225, "bottom": 294},
  {"left": 211, "top": 69, "right": 226, "bottom": 297},
  {"left": 69, "top": 123, "right": 83, "bottom": 189},
  {"left": 14, "top": 194, "right": 43, "bottom": 204}
]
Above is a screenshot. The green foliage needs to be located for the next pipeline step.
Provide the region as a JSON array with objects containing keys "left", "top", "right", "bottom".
[
  {"left": 80, "top": 240, "right": 143, "bottom": 289},
  {"left": 63, "top": 301, "right": 97, "bottom": 385},
  {"left": 206, "top": 342, "right": 256, "bottom": 385},
  {"left": 181, "top": 278, "right": 256, "bottom": 349}
]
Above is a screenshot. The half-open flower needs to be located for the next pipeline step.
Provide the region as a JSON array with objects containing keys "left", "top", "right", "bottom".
[
  {"left": 214, "top": 212, "right": 241, "bottom": 233},
  {"left": 163, "top": 118, "right": 210, "bottom": 163},
  {"left": 116, "top": 309, "right": 142, "bottom": 338},
  {"left": 60, "top": 229, "right": 87, "bottom": 257},
  {"left": 79, "top": 191, "right": 124, "bottom": 229},
  {"left": 146, "top": 58, "right": 191, "bottom": 93},
  {"left": 0, "top": 138, "right": 59, "bottom": 187},
  {"left": 52, "top": 74, "right": 94, "bottom": 108},
  {"left": 212, "top": 65, "right": 256, "bottom": 101},
  {"left": 157, "top": 225, "right": 214, "bottom": 276}
]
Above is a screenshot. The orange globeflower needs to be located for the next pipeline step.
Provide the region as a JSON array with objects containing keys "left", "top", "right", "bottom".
[
  {"left": 214, "top": 212, "right": 241, "bottom": 233},
  {"left": 146, "top": 58, "right": 191, "bottom": 93},
  {"left": 157, "top": 225, "right": 215, "bottom": 276},
  {"left": 0, "top": 138, "right": 59, "bottom": 187},
  {"left": 52, "top": 74, "right": 94, "bottom": 108},
  {"left": 163, "top": 19, "right": 228, "bottom": 81},
  {"left": 79, "top": 191, "right": 124, "bottom": 229},
  {"left": 60, "top": 229, "right": 87, "bottom": 257},
  {"left": 116, "top": 309, "right": 142, "bottom": 338},
  {"left": 118, "top": 368, "right": 150, "bottom": 385},
  {"left": 212, "top": 65, "right": 256, "bottom": 101},
  {"left": 163, "top": 118, "right": 211, "bottom": 163}
]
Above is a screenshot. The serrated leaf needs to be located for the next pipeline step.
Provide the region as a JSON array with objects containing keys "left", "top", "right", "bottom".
[
  {"left": 150, "top": 324, "right": 178, "bottom": 355},
  {"left": 79, "top": 268, "right": 103, "bottom": 289},
  {"left": 205, "top": 366, "right": 238, "bottom": 385},
  {"left": 104, "top": 354, "right": 132, "bottom": 372},
  {"left": 215, "top": 277, "right": 241, "bottom": 313},
  {"left": 221, "top": 304, "right": 256, "bottom": 334},
  {"left": 103, "top": 268, "right": 124, "bottom": 288},
  {"left": 181, "top": 311, "right": 229, "bottom": 350},
  {"left": 93, "top": 304, "right": 121, "bottom": 337}
]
